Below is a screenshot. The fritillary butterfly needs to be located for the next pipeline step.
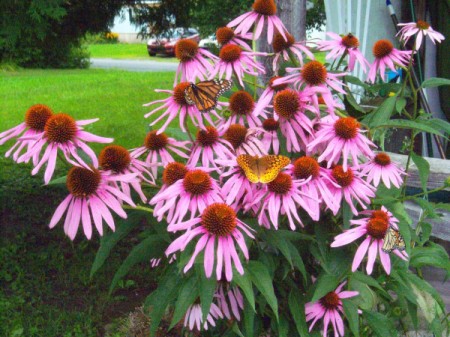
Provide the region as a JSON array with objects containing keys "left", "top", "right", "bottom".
[{"left": 237, "top": 154, "right": 290, "bottom": 183}]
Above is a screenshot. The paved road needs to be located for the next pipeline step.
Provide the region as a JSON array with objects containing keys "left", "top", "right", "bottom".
[{"left": 90, "top": 58, "right": 178, "bottom": 72}]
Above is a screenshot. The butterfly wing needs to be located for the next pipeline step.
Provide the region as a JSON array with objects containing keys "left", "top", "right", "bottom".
[
  {"left": 184, "top": 79, "right": 232, "bottom": 113},
  {"left": 258, "top": 155, "right": 291, "bottom": 184},
  {"left": 237, "top": 154, "right": 260, "bottom": 183},
  {"left": 382, "top": 227, "right": 406, "bottom": 252}
]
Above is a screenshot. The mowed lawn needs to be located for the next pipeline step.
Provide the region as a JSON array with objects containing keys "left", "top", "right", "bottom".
[
  {"left": 0, "top": 69, "right": 176, "bottom": 152},
  {"left": 87, "top": 43, "right": 177, "bottom": 62}
]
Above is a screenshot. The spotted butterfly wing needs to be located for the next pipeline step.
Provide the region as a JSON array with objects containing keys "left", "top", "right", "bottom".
[
  {"left": 237, "top": 154, "right": 291, "bottom": 184},
  {"left": 184, "top": 79, "right": 232, "bottom": 113},
  {"left": 382, "top": 226, "right": 406, "bottom": 253}
]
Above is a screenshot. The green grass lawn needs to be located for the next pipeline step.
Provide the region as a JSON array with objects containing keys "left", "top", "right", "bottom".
[
  {"left": 0, "top": 69, "right": 176, "bottom": 151},
  {"left": 87, "top": 43, "right": 177, "bottom": 62}
]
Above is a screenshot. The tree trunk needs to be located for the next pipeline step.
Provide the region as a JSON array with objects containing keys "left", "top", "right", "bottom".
[{"left": 257, "top": 0, "right": 307, "bottom": 83}]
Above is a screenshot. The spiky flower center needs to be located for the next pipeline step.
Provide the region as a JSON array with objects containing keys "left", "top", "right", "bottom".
[
  {"left": 274, "top": 89, "right": 299, "bottom": 119},
  {"left": 272, "top": 32, "right": 295, "bottom": 53},
  {"left": 229, "top": 91, "right": 254, "bottom": 116},
  {"left": 219, "top": 44, "right": 242, "bottom": 62},
  {"left": 252, "top": 0, "right": 277, "bottom": 16},
  {"left": 173, "top": 82, "right": 191, "bottom": 105},
  {"left": 201, "top": 203, "right": 237, "bottom": 236},
  {"left": 367, "top": 217, "right": 389, "bottom": 239},
  {"left": 144, "top": 131, "right": 168, "bottom": 151},
  {"left": 263, "top": 118, "right": 279, "bottom": 132},
  {"left": 334, "top": 117, "right": 360, "bottom": 140},
  {"left": 163, "top": 162, "right": 188, "bottom": 186},
  {"left": 269, "top": 76, "right": 288, "bottom": 91},
  {"left": 373, "top": 39, "right": 393, "bottom": 59},
  {"left": 416, "top": 20, "right": 430, "bottom": 30},
  {"left": 183, "top": 170, "right": 212, "bottom": 195},
  {"left": 66, "top": 166, "right": 101, "bottom": 197},
  {"left": 267, "top": 172, "right": 292, "bottom": 195},
  {"left": 371, "top": 210, "right": 389, "bottom": 223},
  {"left": 216, "top": 27, "right": 235, "bottom": 45},
  {"left": 320, "top": 292, "right": 340, "bottom": 310},
  {"left": 175, "top": 39, "right": 199, "bottom": 62},
  {"left": 99, "top": 145, "right": 131, "bottom": 173},
  {"left": 224, "top": 124, "right": 247, "bottom": 149},
  {"left": 332, "top": 165, "right": 354, "bottom": 187},
  {"left": 293, "top": 156, "right": 320, "bottom": 180},
  {"left": 44, "top": 113, "right": 77, "bottom": 143},
  {"left": 25, "top": 104, "right": 53, "bottom": 131},
  {"left": 302, "top": 61, "right": 327, "bottom": 86},
  {"left": 342, "top": 33, "right": 360, "bottom": 48},
  {"left": 196, "top": 126, "right": 219, "bottom": 146},
  {"left": 374, "top": 153, "right": 391, "bottom": 166}
]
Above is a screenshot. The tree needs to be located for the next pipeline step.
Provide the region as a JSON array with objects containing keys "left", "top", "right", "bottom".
[{"left": 0, "top": 0, "right": 135, "bottom": 68}]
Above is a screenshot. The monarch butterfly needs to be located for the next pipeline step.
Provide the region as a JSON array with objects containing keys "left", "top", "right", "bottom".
[
  {"left": 236, "top": 154, "right": 290, "bottom": 184},
  {"left": 382, "top": 226, "right": 406, "bottom": 253},
  {"left": 184, "top": 79, "right": 232, "bottom": 113}
]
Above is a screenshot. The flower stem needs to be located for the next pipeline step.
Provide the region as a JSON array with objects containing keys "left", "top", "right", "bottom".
[{"left": 123, "top": 204, "right": 154, "bottom": 214}]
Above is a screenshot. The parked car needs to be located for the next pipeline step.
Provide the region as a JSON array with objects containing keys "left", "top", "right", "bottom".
[
  {"left": 147, "top": 28, "right": 200, "bottom": 57},
  {"left": 199, "top": 34, "right": 219, "bottom": 50}
]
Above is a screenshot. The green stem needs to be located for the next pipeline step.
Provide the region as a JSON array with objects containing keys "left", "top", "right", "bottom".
[
  {"left": 287, "top": 50, "right": 300, "bottom": 68},
  {"left": 183, "top": 117, "right": 193, "bottom": 142},
  {"left": 334, "top": 50, "right": 348, "bottom": 71},
  {"left": 243, "top": 79, "right": 265, "bottom": 89},
  {"left": 402, "top": 186, "right": 445, "bottom": 201},
  {"left": 57, "top": 152, "right": 73, "bottom": 169},
  {"left": 252, "top": 26, "right": 258, "bottom": 100},
  {"left": 123, "top": 205, "right": 154, "bottom": 214}
]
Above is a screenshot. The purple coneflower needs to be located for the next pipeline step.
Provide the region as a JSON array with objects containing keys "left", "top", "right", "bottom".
[
  {"left": 130, "top": 130, "right": 189, "bottom": 178},
  {"left": 220, "top": 90, "right": 265, "bottom": 129},
  {"left": 360, "top": 152, "right": 405, "bottom": 189},
  {"left": 216, "top": 26, "right": 252, "bottom": 50},
  {"left": 331, "top": 207, "right": 408, "bottom": 275},
  {"left": 188, "top": 126, "right": 234, "bottom": 170},
  {"left": 227, "top": 0, "right": 288, "bottom": 44},
  {"left": 272, "top": 32, "right": 314, "bottom": 71},
  {"left": 307, "top": 116, "right": 376, "bottom": 172},
  {"left": 397, "top": 20, "right": 445, "bottom": 50},
  {"left": 174, "top": 39, "right": 218, "bottom": 84},
  {"left": 18, "top": 113, "right": 113, "bottom": 184},
  {"left": 1, "top": 104, "right": 53, "bottom": 165},
  {"left": 291, "top": 156, "right": 339, "bottom": 220},
  {"left": 184, "top": 302, "right": 223, "bottom": 331},
  {"left": 367, "top": 39, "right": 412, "bottom": 83},
  {"left": 254, "top": 76, "right": 289, "bottom": 117},
  {"left": 150, "top": 169, "right": 223, "bottom": 224},
  {"left": 49, "top": 166, "right": 137, "bottom": 240},
  {"left": 99, "top": 145, "right": 154, "bottom": 203},
  {"left": 215, "top": 282, "right": 244, "bottom": 321},
  {"left": 223, "top": 124, "right": 267, "bottom": 156},
  {"left": 210, "top": 44, "right": 266, "bottom": 88},
  {"left": 317, "top": 32, "right": 370, "bottom": 72},
  {"left": 273, "top": 61, "right": 347, "bottom": 109},
  {"left": 166, "top": 203, "right": 255, "bottom": 281},
  {"left": 143, "top": 82, "right": 225, "bottom": 134},
  {"left": 273, "top": 88, "right": 315, "bottom": 153},
  {"left": 305, "top": 281, "right": 359, "bottom": 337},
  {"left": 250, "top": 172, "right": 315, "bottom": 230},
  {"left": 261, "top": 118, "right": 280, "bottom": 154},
  {"left": 327, "top": 165, "right": 376, "bottom": 215}
]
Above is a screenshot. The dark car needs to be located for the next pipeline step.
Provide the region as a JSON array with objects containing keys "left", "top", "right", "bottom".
[{"left": 147, "top": 28, "right": 200, "bottom": 57}]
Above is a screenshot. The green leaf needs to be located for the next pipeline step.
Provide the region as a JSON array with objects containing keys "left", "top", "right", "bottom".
[
  {"left": 430, "top": 317, "right": 444, "bottom": 337},
  {"left": 343, "top": 87, "right": 367, "bottom": 116},
  {"left": 365, "top": 95, "right": 397, "bottom": 127},
  {"left": 231, "top": 323, "right": 246, "bottom": 337},
  {"left": 247, "top": 261, "right": 279, "bottom": 320},
  {"left": 406, "top": 300, "right": 418, "bottom": 330},
  {"left": 264, "top": 230, "right": 293, "bottom": 268},
  {"left": 345, "top": 75, "right": 368, "bottom": 89},
  {"left": 285, "top": 240, "right": 308, "bottom": 283},
  {"left": 46, "top": 175, "right": 67, "bottom": 185},
  {"left": 417, "top": 222, "right": 432, "bottom": 245},
  {"left": 198, "top": 272, "right": 217, "bottom": 321},
  {"left": 410, "top": 243, "right": 450, "bottom": 271},
  {"left": 421, "top": 77, "right": 450, "bottom": 89},
  {"left": 342, "top": 299, "right": 360, "bottom": 337},
  {"left": 411, "top": 152, "right": 430, "bottom": 194},
  {"left": 373, "top": 119, "right": 445, "bottom": 137},
  {"left": 277, "top": 315, "right": 289, "bottom": 337},
  {"left": 242, "top": 297, "right": 255, "bottom": 337},
  {"left": 363, "top": 310, "right": 396, "bottom": 337},
  {"left": 109, "top": 235, "right": 167, "bottom": 293},
  {"left": 90, "top": 211, "right": 145, "bottom": 278},
  {"left": 342, "top": 201, "right": 353, "bottom": 229},
  {"left": 395, "top": 97, "right": 407, "bottom": 114},
  {"left": 288, "top": 290, "right": 309, "bottom": 337},
  {"left": 170, "top": 275, "right": 199, "bottom": 329},
  {"left": 310, "top": 273, "right": 340, "bottom": 303},
  {"left": 233, "top": 272, "right": 255, "bottom": 311},
  {"left": 413, "top": 199, "right": 439, "bottom": 219},
  {"left": 350, "top": 272, "right": 389, "bottom": 297},
  {"left": 422, "top": 118, "right": 450, "bottom": 135}
]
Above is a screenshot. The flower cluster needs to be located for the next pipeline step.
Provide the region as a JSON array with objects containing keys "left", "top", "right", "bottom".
[{"left": 0, "top": 1, "right": 445, "bottom": 336}]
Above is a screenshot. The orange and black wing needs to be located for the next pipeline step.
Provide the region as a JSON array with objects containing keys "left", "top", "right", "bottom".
[{"left": 184, "top": 79, "right": 232, "bottom": 113}]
